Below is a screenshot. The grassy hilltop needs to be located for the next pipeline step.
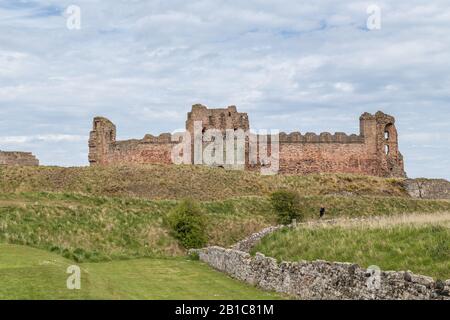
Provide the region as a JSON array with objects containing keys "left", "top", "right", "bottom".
[{"left": 0, "top": 164, "right": 407, "bottom": 200}]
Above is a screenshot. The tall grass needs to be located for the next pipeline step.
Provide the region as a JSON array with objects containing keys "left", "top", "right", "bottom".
[
  {"left": 1, "top": 192, "right": 450, "bottom": 262},
  {"left": 0, "top": 165, "right": 407, "bottom": 201},
  {"left": 252, "top": 220, "right": 450, "bottom": 280}
]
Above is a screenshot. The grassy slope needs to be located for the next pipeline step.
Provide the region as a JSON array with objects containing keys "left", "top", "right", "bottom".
[
  {"left": 1, "top": 165, "right": 449, "bottom": 300},
  {"left": 252, "top": 216, "right": 450, "bottom": 280},
  {"left": 1, "top": 192, "right": 450, "bottom": 262},
  {"left": 0, "top": 244, "right": 282, "bottom": 300},
  {"left": 0, "top": 165, "right": 407, "bottom": 200}
]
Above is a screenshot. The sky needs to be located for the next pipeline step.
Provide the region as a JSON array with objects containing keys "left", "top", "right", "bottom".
[{"left": 0, "top": 0, "right": 449, "bottom": 179}]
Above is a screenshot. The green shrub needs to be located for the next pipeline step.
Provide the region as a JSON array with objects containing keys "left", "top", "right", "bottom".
[
  {"left": 168, "top": 199, "right": 207, "bottom": 249},
  {"left": 188, "top": 251, "right": 200, "bottom": 261},
  {"left": 270, "top": 190, "right": 303, "bottom": 224}
]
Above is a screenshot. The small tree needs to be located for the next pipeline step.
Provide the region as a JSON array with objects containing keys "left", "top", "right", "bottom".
[
  {"left": 168, "top": 199, "right": 207, "bottom": 249},
  {"left": 270, "top": 190, "right": 303, "bottom": 225}
]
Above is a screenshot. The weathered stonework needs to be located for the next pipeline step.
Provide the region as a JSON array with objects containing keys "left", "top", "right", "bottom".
[
  {"left": 193, "top": 247, "right": 450, "bottom": 300},
  {"left": 403, "top": 178, "right": 450, "bottom": 200},
  {"left": 193, "top": 218, "right": 450, "bottom": 300},
  {"left": 186, "top": 104, "right": 250, "bottom": 133},
  {"left": 231, "top": 225, "right": 286, "bottom": 253},
  {"left": 0, "top": 151, "right": 39, "bottom": 166},
  {"left": 89, "top": 105, "right": 406, "bottom": 178},
  {"left": 88, "top": 117, "right": 176, "bottom": 166}
]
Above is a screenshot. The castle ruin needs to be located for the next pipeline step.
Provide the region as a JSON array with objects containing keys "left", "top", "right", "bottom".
[
  {"left": 0, "top": 151, "right": 39, "bottom": 166},
  {"left": 88, "top": 104, "right": 406, "bottom": 178}
]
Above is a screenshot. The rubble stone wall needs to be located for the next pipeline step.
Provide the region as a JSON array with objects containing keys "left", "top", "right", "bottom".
[{"left": 195, "top": 246, "right": 450, "bottom": 300}]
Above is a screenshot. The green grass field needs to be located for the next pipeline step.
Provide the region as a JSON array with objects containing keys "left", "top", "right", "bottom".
[
  {"left": 252, "top": 213, "right": 450, "bottom": 280},
  {"left": 0, "top": 244, "right": 282, "bottom": 300}
]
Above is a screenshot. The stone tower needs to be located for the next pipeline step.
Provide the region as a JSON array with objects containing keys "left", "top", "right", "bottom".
[
  {"left": 186, "top": 104, "right": 249, "bottom": 134},
  {"left": 360, "top": 111, "right": 405, "bottom": 177},
  {"left": 88, "top": 117, "right": 116, "bottom": 165}
]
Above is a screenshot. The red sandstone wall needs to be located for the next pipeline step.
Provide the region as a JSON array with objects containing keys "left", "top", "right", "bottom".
[
  {"left": 88, "top": 107, "right": 406, "bottom": 178},
  {"left": 0, "top": 151, "right": 39, "bottom": 166},
  {"left": 103, "top": 142, "right": 174, "bottom": 165},
  {"left": 278, "top": 143, "right": 379, "bottom": 176},
  {"left": 98, "top": 139, "right": 392, "bottom": 177}
]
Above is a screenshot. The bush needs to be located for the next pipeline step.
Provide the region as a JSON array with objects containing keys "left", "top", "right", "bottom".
[
  {"left": 270, "top": 190, "right": 303, "bottom": 224},
  {"left": 168, "top": 199, "right": 207, "bottom": 249},
  {"left": 188, "top": 251, "right": 200, "bottom": 261}
]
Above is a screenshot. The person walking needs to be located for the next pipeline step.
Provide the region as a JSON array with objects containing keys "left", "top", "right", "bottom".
[{"left": 320, "top": 207, "right": 326, "bottom": 219}]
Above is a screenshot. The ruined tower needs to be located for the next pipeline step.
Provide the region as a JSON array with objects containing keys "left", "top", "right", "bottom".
[
  {"left": 186, "top": 104, "right": 249, "bottom": 134},
  {"left": 360, "top": 111, "right": 405, "bottom": 177},
  {"left": 88, "top": 117, "right": 116, "bottom": 165}
]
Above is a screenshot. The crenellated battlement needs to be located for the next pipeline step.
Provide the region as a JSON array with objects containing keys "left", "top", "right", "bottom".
[
  {"left": 142, "top": 133, "right": 174, "bottom": 144},
  {"left": 277, "top": 132, "right": 365, "bottom": 144}
]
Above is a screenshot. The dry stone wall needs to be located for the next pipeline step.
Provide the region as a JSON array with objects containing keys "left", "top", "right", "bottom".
[
  {"left": 195, "top": 218, "right": 450, "bottom": 300},
  {"left": 231, "top": 225, "right": 285, "bottom": 252},
  {"left": 194, "top": 246, "right": 450, "bottom": 300}
]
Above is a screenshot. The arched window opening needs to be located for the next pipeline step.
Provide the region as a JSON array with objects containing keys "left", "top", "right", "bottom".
[
  {"left": 385, "top": 145, "right": 390, "bottom": 155},
  {"left": 384, "top": 124, "right": 395, "bottom": 142}
]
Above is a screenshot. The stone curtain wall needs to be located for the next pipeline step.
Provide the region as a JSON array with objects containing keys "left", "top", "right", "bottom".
[
  {"left": 89, "top": 105, "right": 406, "bottom": 178},
  {"left": 0, "top": 151, "right": 39, "bottom": 166},
  {"left": 195, "top": 246, "right": 450, "bottom": 300},
  {"left": 278, "top": 143, "right": 379, "bottom": 176},
  {"left": 404, "top": 179, "right": 450, "bottom": 200},
  {"left": 103, "top": 139, "right": 175, "bottom": 165},
  {"left": 88, "top": 116, "right": 176, "bottom": 166}
]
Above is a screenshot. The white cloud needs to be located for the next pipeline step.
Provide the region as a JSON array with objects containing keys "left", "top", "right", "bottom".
[
  {"left": 402, "top": 133, "right": 450, "bottom": 144},
  {"left": 0, "top": 134, "right": 87, "bottom": 145},
  {"left": 334, "top": 82, "right": 354, "bottom": 93}
]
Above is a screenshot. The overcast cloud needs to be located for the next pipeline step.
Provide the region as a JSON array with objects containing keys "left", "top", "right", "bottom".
[{"left": 0, "top": 0, "right": 449, "bottom": 179}]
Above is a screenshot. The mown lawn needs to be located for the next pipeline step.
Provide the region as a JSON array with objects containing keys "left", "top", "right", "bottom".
[
  {"left": 0, "top": 244, "right": 282, "bottom": 300},
  {"left": 252, "top": 219, "right": 450, "bottom": 280}
]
